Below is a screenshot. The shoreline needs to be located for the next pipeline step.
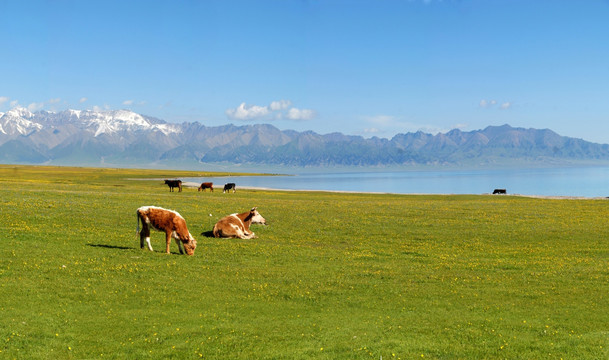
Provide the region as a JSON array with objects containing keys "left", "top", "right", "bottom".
[{"left": 181, "top": 182, "right": 608, "bottom": 200}]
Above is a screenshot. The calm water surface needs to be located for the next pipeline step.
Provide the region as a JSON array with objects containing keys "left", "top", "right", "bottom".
[{"left": 186, "top": 167, "right": 609, "bottom": 197}]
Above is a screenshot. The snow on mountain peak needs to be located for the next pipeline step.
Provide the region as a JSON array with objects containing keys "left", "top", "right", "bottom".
[
  {"left": 112, "top": 109, "right": 149, "bottom": 126},
  {"left": 6, "top": 107, "right": 35, "bottom": 119},
  {"left": 68, "top": 109, "right": 82, "bottom": 118},
  {"left": 82, "top": 109, "right": 179, "bottom": 136},
  {"left": 79, "top": 109, "right": 148, "bottom": 136},
  {"left": 0, "top": 107, "right": 181, "bottom": 137},
  {"left": 0, "top": 107, "right": 42, "bottom": 135}
]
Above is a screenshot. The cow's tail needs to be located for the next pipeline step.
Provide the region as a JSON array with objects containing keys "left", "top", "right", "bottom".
[{"left": 136, "top": 209, "right": 141, "bottom": 237}]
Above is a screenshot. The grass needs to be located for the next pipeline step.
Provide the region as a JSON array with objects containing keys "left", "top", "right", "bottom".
[{"left": 1, "top": 164, "right": 608, "bottom": 359}]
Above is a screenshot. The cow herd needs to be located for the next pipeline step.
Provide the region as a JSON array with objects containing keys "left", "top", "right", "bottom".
[
  {"left": 196, "top": 182, "right": 236, "bottom": 193},
  {"left": 165, "top": 180, "right": 236, "bottom": 193},
  {"left": 135, "top": 179, "right": 265, "bottom": 256}
]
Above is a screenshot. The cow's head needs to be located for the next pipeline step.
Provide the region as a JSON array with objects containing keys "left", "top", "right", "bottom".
[
  {"left": 250, "top": 207, "right": 267, "bottom": 225},
  {"left": 183, "top": 235, "right": 197, "bottom": 256}
]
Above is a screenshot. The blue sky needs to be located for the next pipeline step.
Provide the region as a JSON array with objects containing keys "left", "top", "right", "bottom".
[{"left": 1, "top": 0, "right": 609, "bottom": 143}]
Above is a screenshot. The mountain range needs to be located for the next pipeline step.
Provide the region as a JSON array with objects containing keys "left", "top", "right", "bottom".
[{"left": 1, "top": 107, "right": 608, "bottom": 168}]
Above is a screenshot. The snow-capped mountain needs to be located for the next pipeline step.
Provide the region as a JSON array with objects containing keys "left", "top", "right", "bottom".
[
  {"left": 0, "top": 108, "right": 43, "bottom": 136},
  {"left": 1, "top": 107, "right": 609, "bottom": 168},
  {"left": 0, "top": 107, "right": 295, "bottom": 166},
  {"left": 26, "top": 108, "right": 181, "bottom": 137}
]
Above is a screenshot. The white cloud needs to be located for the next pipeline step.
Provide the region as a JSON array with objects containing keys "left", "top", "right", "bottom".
[
  {"left": 79, "top": 97, "right": 88, "bottom": 103},
  {"left": 0, "top": 96, "right": 9, "bottom": 105},
  {"left": 286, "top": 108, "right": 316, "bottom": 121},
  {"left": 10, "top": 100, "right": 18, "bottom": 108},
  {"left": 269, "top": 100, "right": 291, "bottom": 111},
  {"left": 92, "top": 105, "right": 110, "bottom": 112},
  {"left": 123, "top": 100, "right": 134, "bottom": 106},
  {"left": 479, "top": 99, "right": 497, "bottom": 108},
  {"left": 366, "top": 115, "right": 396, "bottom": 126},
  {"left": 48, "top": 98, "right": 61, "bottom": 104},
  {"left": 226, "top": 100, "right": 316, "bottom": 121},
  {"left": 480, "top": 99, "right": 515, "bottom": 110},
  {"left": 226, "top": 102, "right": 270, "bottom": 120},
  {"left": 27, "top": 102, "right": 44, "bottom": 112}
]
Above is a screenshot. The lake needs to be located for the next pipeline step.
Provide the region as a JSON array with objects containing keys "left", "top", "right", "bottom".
[{"left": 185, "top": 166, "right": 609, "bottom": 197}]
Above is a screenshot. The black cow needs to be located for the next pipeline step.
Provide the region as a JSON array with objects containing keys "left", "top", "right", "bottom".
[
  {"left": 492, "top": 189, "right": 507, "bottom": 194},
  {"left": 223, "top": 183, "right": 236, "bottom": 193},
  {"left": 165, "top": 179, "right": 182, "bottom": 192}
]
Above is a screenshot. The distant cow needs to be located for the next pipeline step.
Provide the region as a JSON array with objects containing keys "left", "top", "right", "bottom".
[
  {"left": 223, "top": 183, "right": 236, "bottom": 193},
  {"left": 136, "top": 206, "right": 197, "bottom": 255},
  {"left": 493, "top": 189, "right": 507, "bottom": 194},
  {"left": 164, "top": 179, "right": 182, "bottom": 192},
  {"left": 198, "top": 182, "right": 213, "bottom": 192},
  {"left": 213, "top": 207, "right": 266, "bottom": 239}
]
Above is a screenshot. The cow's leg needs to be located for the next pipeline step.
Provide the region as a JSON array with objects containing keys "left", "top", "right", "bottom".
[
  {"left": 231, "top": 225, "right": 256, "bottom": 239},
  {"left": 228, "top": 224, "right": 246, "bottom": 239},
  {"left": 175, "top": 239, "right": 184, "bottom": 254},
  {"left": 165, "top": 231, "right": 172, "bottom": 254},
  {"left": 173, "top": 233, "right": 185, "bottom": 254},
  {"left": 139, "top": 225, "right": 146, "bottom": 249},
  {"left": 146, "top": 237, "right": 153, "bottom": 251},
  {"left": 140, "top": 225, "right": 153, "bottom": 251}
]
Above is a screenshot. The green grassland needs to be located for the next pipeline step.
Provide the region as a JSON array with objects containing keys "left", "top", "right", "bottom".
[{"left": 1, "top": 165, "right": 608, "bottom": 359}]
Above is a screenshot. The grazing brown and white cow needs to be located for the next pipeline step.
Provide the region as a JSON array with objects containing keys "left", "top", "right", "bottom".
[
  {"left": 212, "top": 207, "right": 266, "bottom": 239},
  {"left": 198, "top": 182, "right": 213, "bottom": 192},
  {"left": 136, "top": 206, "right": 197, "bottom": 255},
  {"left": 164, "top": 179, "right": 182, "bottom": 192}
]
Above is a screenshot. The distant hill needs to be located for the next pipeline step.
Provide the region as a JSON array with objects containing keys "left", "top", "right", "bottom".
[{"left": 1, "top": 107, "right": 609, "bottom": 168}]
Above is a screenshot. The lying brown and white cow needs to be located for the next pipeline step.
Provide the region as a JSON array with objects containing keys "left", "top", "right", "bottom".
[
  {"left": 212, "top": 207, "right": 266, "bottom": 239},
  {"left": 136, "top": 206, "right": 197, "bottom": 255}
]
